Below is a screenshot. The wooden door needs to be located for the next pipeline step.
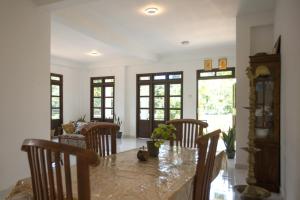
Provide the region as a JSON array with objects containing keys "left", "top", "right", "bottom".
[
  {"left": 137, "top": 83, "right": 152, "bottom": 138},
  {"left": 50, "top": 73, "right": 63, "bottom": 136},
  {"left": 91, "top": 77, "right": 115, "bottom": 122},
  {"left": 137, "top": 72, "right": 183, "bottom": 138}
]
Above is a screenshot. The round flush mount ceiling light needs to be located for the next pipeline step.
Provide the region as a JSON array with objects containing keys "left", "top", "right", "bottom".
[
  {"left": 87, "top": 50, "right": 102, "bottom": 57},
  {"left": 144, "top": 7, "right": 159, "bottom": 15},
  {"left": 181, "top": 40, "right": 190, "bottom": 45},
  {"left": 141, "top": 5, "right": 163, "bottom": 16}
]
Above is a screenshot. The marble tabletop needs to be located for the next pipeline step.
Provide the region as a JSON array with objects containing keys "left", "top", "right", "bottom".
[
  {"left": 76, "top": 145, "right": 198, "bottom": 200},
  {"left": 4, "top": 145, "right": 225, "bottom": 200}
]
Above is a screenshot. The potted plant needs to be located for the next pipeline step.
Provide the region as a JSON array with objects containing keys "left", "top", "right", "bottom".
[
  {"left": 147, "top": 124, "right": 176, "bottom": 157},
  {"left": 114, "top": 114, "right": 123, "bottom": 138},
  {"left": 222, "top": 126, "right": 236, "bottom": 159}
]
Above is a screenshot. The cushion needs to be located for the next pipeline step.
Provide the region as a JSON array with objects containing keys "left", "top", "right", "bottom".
[
  {"left": 62, "top": 122, "right": 75, "bottom": 134},
  {"left": 75, "top": 122, "right": 88, "bottom": 134},
  {"left": 5, "top": 178, "right": 33, "bottom": 200}
]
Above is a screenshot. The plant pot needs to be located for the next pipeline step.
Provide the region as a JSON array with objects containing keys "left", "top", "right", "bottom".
[
  {"left": 117, "top": 131, "right": 122, "bottom": 138},
  {"left": 226, "top": 151, "right": 235, "bottom": 159},
  {"left": 147, "top": 141, "right": 159, "bottom": 157}
]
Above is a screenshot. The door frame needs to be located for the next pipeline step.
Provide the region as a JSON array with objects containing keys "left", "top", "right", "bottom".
[
  {"left": 50, "top": 73, "right": 63, "bottom": 136},
  {"left": 136, "top": 71, "right": 183, "bottom": 138},
  {"left": 90, "top": 76, "right": 115, "bottom": 122},
  {"left": 196, "top": 67, "right": 235, "bottom": 120}
]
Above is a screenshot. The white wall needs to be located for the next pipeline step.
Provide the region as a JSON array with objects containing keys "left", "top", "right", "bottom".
[
  {"left": 250, "top": 24, "right": 274, "bottom": 55},
  {"left": 86, "top": 52, "right": 236, "bottom": 137},
  {"left": 51, "top": 64, "right": 88, "bottom": 123},
  {"left": 235, "top": 11, "right": 274, "bottom": 167},
  {"left": 0, "top": 0, "right": 50, "bottom": 190},
  {"left": 274, "top": 0, "right": 300, "bottom": 198}
]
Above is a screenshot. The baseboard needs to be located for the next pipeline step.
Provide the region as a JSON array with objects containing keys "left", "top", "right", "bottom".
[{"left": 235, "top": 163, "right": 248, "bottom": 169}]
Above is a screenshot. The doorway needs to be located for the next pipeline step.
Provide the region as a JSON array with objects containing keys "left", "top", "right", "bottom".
[
  {"left": 197, "top": 68, "right": 236, "bottom": 133},
  {"left": 136, "top": 72, "right": 183, "bottom": 138}
]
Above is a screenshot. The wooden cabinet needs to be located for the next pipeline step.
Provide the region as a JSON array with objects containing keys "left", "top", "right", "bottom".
[{"left": 250, "top": 53, "right": 280, "bottom": 192}]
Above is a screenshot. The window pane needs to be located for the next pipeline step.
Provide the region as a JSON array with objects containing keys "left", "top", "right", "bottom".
[
  {"left": 51, "top": 109, "right": 60, "bottom": 119},
  {"left": 140, "top": 109, "right": 149, "bottom": 120},
  {"left": 154, "top": 109, "right": 164, "bottom": 120},
  {"left": 93, "top": 98, "right": 101, "bottom": 107},
  {"left": 105, "top": 109, "right": 113, "bottom": 119},
  {"left": 216, "top": 71, "right": 232, "bottom": 76},
  {"left": 140, "top": 85, "right": 149, "bottom": 96},
  {"left": 140, "top": 97, "right": 149, "bottom": 108},
  {"left": 154, "top": 97, "right": 165, "bottom": 108},
  {"left": 154, "top": 75, "right": 166, "bottom": 80},
  {"left": 169, "top": 74, "right": 182, "bottom": 79},
  {"left": 105, "top": 87, "right": 114, "bottom": 97},
  {"left": 170, "top": 110, "right": 181, "bottom": 120},
  {"left": 93, "top": 108, "right": 101, "bottom": 118},
  {"left": 200, "top": 72, "right": 215, "bottom": 77},
  {"left": 170, "top": 84, "right": 181, "bottom": 96},
  {"left": 170, "top": 97, "right": 181, "bottom": 108},
  {"left": 93, "top": 79, "right": 102, "bottom": 84},
  {"left": 105, "top": 78, "right": 114, "bottom": 83},
  {"left": 51, "top": 85, "right": 60, "bottom": 96},
  {"left": 154, "top": 85, "right": 165, "bottom": 96},
  {"left": 51, "top": 97, "right": 60, "bottom": 108},
  {"left": 93, "top": 87, "right": 101, "bottom": 97},
  {"left": 139, "top": 76, "right": 150, "bottom": 81},
  {"left": 105, "top": 98, "right": 113, "bottom": 108},
  {"left": 51, "top": 76, "right": 60, "bottom": 81}
]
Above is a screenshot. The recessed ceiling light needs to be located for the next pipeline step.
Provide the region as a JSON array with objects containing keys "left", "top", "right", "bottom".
[
  {"left": 181, "top": 41, "right": 190, "bottom": 45},
  {"left": 144, "top": 7, "right": 159, "bottom": 15},
  {"left": 87, "top": 50, "right": 102, "bottom": 57}
]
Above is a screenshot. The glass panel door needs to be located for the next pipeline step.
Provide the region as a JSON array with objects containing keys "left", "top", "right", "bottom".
[
  {"left": 153, "top": 84, "right": 166, "bottom": 129},
  {"left": 50, "top": 73, "right": 63, "bottom": 136},
  {"left": 91, "top": 76, "right": 114, "bottom": 122},
  {"left": 137, "top": 72, "right": 183, "bottom": 138},
  {"left": 138, "top": 84, "right": 151, "bottom": 138}
]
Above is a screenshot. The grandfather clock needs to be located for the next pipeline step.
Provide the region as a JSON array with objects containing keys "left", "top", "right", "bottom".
[{"left": 250, "top": 53, "right": 281, "bottom": 192}]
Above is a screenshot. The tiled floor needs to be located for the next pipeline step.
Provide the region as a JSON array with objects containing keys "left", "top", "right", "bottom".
[{"left": 0, "top": 137, "right": 283, "bottom": 200}]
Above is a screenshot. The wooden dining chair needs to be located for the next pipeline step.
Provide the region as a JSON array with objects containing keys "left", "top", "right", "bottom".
[
  {"left": 193, "top": 129, "right": 220, "bottom": 200},
  {"left": 81, "top": 122, "right": 120, "bottom": 157},
  {"left": 166, "top": 119, "right": 208, "bottom": 148},
  {"left": 21, "top": 139, "right": 99, "bottom": 200}
]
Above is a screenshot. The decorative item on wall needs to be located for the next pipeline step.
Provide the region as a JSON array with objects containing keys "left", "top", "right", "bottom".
[
  {"left": 218, "top": 58, "right": 228, "bottom": 70},
  {"left": 204, "top": 59, "right": 212, "bottom": 71},
  {"left": 272, "top": 35, "right": 281, "bottom": 54}
]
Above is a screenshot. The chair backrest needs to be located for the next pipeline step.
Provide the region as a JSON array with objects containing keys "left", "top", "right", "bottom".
[
  {"left": 166, "top": 119, "right": 208, "bottom": 148},
  {"left": 193, "top": 129, "right": 220, "bottom": 200},
  {"left": 81, "top": 122, "right": 119, "bottom": 157},
  {"left": 21, "top": 139, "right": 99, "bottom": 200}
]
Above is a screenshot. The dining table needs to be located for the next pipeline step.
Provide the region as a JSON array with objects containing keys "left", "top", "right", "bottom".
[
  {"left": 72, "top": 145, "right": 226, "bottom": 200},
  {"left": 4, "top": 145, "right": 226, "bottom": 200}
]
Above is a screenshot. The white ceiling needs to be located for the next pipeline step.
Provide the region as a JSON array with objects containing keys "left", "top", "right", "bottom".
[{"left": 48, "top": 0, "right": 274, "bottom": 66}]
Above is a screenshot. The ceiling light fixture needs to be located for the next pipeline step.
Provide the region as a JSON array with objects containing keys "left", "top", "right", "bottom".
[
  {"left": 181, "top": 41, "right": 190, "bottom": 45},
  {"left": 87, "top": 50, "right": 102, "bottom": 57},
  {"left": 144, "top": 7, "right": 159, "bottom": 16}
]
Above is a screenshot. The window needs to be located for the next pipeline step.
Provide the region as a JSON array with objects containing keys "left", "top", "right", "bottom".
[
  {"left": 136, "top": 71, "right": 183, "bottom": 138},
  {"left": 91, "top": 76, "right": 115, "bottom": 122},
  {"left": 50, "top": 73, "right": 63, "bottom": 136}
]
